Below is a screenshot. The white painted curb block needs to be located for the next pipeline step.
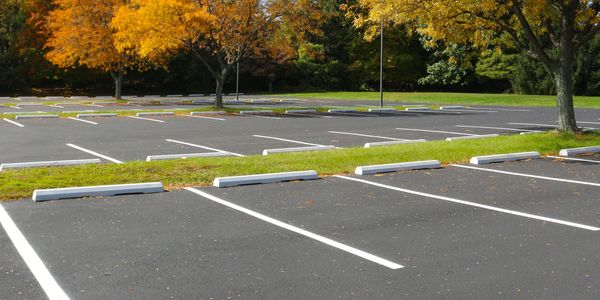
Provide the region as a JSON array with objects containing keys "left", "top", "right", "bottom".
[
  {"left": 16, "top": 103, "right": 43, "bottom": 106},
  {"left": 559, "top": 146, "right": 600, "bottom": 157},
  {"left": 190, "top": 111, "right": 225, "bottom": 115},
  {"left": 470, "top": 151, "right": 541, "bottom": 165},
  {"left": 136, "top": 112, "right": 174, "bottom": 117},
  {"left": 328, "top": 109, "right": 358, "bottom": 113},
  {"left": 364, "top": 139, "right": 427, "bottom": 148},
  {"left": 0, "top": 159, "right": 101, "bottom": 171},
  {"left": 15, "top": 114, "right": 58, "bottom": 119},
  {"left": 214, "top": 170, "right": 319, "bottom": 188},
  {"left": 405, "top": 107, "right": 432, "bottom": 111},
  {"left": 240, "top": 110, "right": 273, "bottom": 114},
  {"left": 32, "top": 182, "right": 164, "bottom": 202},
  {"left": 262, "top": 145, "right": 336, "bottom": 155},
  {"left": 446, "top": 134, "right": 499, "bottom": 141},
  {"left": 440, "top": 106, "right": 465, "bottom": 110},
  {"left": 146, "top": 152, "right": 234, "bottom": 161},
  {"left": 368, "top": 108, "right": 397, "bottom": 112},
  {"left": 355, "top": 160, "right": 441, "bottom": 175},
  {"left": 519, "top": 131, "right": 544, "bottom": 135},
  {"left": 92, "top": 101, "right": 117, "bottom": 104},
  {"left": 76, "top": 113, "right": 117, "bottom": 118},
  {"left": 285, "top": 109, "right": 317, "bottom": 113}
]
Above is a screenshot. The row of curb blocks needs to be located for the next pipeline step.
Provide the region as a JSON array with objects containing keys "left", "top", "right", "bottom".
[{"left": 27, "top": 145, "right": 600, "bottom": 201}]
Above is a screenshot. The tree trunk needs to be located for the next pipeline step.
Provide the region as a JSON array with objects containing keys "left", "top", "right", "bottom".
[
  {"left": 554, "top": 65, "right": 578, "bottom": 132},
  {"left": 110, "top": 70, "right": 123, "bottom": 100},
  {"left": 214, "top": 68, "right": 229, "bottom": 108}
]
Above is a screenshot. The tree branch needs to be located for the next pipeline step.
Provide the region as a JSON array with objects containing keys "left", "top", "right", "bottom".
[{"left": 511, "top": 0, "right": 558, "bottom": 70}]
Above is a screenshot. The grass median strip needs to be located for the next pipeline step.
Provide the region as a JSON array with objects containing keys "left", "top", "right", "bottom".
[{"left": 1, "top": 131, "right": 599, "bottom": 201}]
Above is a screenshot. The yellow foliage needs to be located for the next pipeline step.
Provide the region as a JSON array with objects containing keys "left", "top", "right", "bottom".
[{"left": 45, "top": 0, "right": 131, "bottom": 72}]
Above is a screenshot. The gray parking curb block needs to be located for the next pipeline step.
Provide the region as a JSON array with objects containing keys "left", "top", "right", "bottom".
[
  {"left": 240, "top": 110, "right": 273, "bottom": 114},
  {"left": 136, "top": 112, "right": 174, "bottom": 117},
  {"left": 364, "top": 139, "right": 427, "bottom": 148},
  {"left": 32, "top": 182, "right": 164, "bottom": 202},
  {"left": 440, "top": 106, "right": 465, "bottom": 110},
  {"left": 190, "top": 111, "right": 225, "bottom": 115},
  {"left": 15, "top": 115, "right": 59, "bottom": 119},
  {"left": 470, "top": 151, "right": 541, "bottom": 165},
  {"left": 214, "top": 171, "right": 319, "bottom": 188},
  {"left": 446, "top": 134, "right": 499, "bottom": 141},
  {"left": 92, "top": 101, "right": 117, "bottom": 104},
  {"left": 405, "top": 107, "right": 432, "bottom": 111},
  {"left": 328, "top": 109, "right": 358, "bottom": 113},
  {"left": 368, "top": 108, "right": 397, "bottom": 112},
  {"left": 559, "top": 146, "right": 600, "bottom": 157},
  {"left": 262, "top": 145, "right": 336, "bottom": 155},
  {"left": 0, "top": 159, "right": 101, "bottom": 171},
  {"left": 285, "top": 109, "right": 317, "bottom": 113},
  {"left": 146, "top": 152, "right": 234, "bottom": 161},
  {"left": 355, "top": 160, "right": 441, "bottom": 175},
  {"left": 77, "top": 113, "right": 117, "bottom": 118}
]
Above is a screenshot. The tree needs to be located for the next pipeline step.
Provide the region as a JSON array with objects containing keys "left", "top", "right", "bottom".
[
  {"left": 112, "top": 0, "right": 329, "bottom": 107},
  {"left": 45, "top": 0, "right": 140, "bottom": 99},
  {"left": 346, "top": 0, "right": 600, "bottom": 132}
]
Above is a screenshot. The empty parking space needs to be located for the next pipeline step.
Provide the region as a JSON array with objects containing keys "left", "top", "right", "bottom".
[{"left": 1, "top": 192, "right": 407, "bottom": 299}]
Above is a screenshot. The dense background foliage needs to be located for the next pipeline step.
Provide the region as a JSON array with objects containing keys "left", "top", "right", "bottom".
[{"left": 1, "top": 0, "right": 599, "bottom": 96}]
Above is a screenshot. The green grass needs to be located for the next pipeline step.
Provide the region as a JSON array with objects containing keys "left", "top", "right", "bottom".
[
  {"left": 277, "top": 92, "right": 600, "bottom": 108},
  {"left": 1, "top": 131, "right": 599, "bottom": 201}
]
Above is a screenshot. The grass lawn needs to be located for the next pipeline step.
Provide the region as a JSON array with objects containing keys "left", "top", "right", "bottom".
[
  {"left": 277, "top": 92, "right": 600, "bottom": 108},
  {"left": 1, "top": 131, "right": 599, "bottom": 201}
]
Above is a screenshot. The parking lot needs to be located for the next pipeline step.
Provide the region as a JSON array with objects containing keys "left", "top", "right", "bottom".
[{"left": 1, "top": 99, "right": 600, "bottom": 299}]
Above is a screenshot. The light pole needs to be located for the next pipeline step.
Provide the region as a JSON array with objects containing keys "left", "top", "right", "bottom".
[
  {"left": 379, "top": 21, "right": 384, "bottom": 108},
  {"left": 235, "top": 61, "right": 240, "bottom": 101}
]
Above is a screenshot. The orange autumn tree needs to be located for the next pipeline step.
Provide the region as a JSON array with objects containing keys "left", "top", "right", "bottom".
[
  {"left": 112, "top": 0, "right": 329, "bottom": 107},
  {"left": 45, "top": 0, "right": 139, "bottom": 99},
  {"left": 347, "top": 0, "right": 600, "bottom": 132}
]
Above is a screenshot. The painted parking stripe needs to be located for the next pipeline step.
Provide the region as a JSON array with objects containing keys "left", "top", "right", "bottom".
[
  {"left": 395, "top": 127, "right": 479, "bottom": 136},
  {"left": 545, "top": 156, "right": 600, "bottom": 164},
  {"left": 328, "top": 131, "right": 407, "bottom": 141},
  {"left": 508, "top": 122, "right": 558, "bottom": 128},
  {"left": 334, "top": 175, "right": 600, "bottom": 231},
  {"left": 186, "top": 115, "right": 226, "bottom": 121},
  {"left": 127, "top": 116, "right": 165, "bottom": 123},
  {"left": 67, "top": 117, "right": 98, "bottom": 125},
  {"left": 0, "top": 204, "right": 71, "bottom": 299},
  {"left": 3, "top": 118, "right": 24, "bottom": 127},
  {"left": 253, "top": 135, "right": 326, "bottom": 147},
  {"left": 66, "top": 143, "right": 124, "bottom": 164},
  {"left": 450, "top": 164, "right": 600, "bottom": 187},
  {"left": 185, "top": 188, "right": 403, "bottom": 269},
  {"left": 471, "top": 107, "right": 532, "bottom": 112},
  {"left": 573, "top": 121, "right": 600, "bottom": 125},
  {"left": 456, "top": 125, "right": 538, "bottom": 132},
  {"left": 165, "top": 139, "right": 245, "bottom": 157}
]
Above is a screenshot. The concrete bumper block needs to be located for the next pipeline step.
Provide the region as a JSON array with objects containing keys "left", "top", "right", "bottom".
[
  {"left": 32, "top": 182, "right": 164, "bottom": 202},
  {"left": 355, "top": 160, "right": 441, "bottom": 175},
  {"left": 470, "top": 151, "right": 541, "bottom": 165},
  {"left": 214, "top": 170, "right": 319, "bottom": 188}
]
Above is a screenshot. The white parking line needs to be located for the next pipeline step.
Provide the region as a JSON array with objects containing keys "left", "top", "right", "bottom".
[
  {"left": 49, "top": 105, "right": 64, "bottom": 108},
  {"left": 3, "top": 118, "right": 24, "bottom": 128},
  {"left": 545, "top": 156, "right": 600, "bottom": 164},
  {"left": 253, "top": 135, "right": 326, "bottom": 147},
  {"left": 9, "top": 106, "right": 22, "bottom": 109},
  {"left": 573, "top": 121, "right": 600, "bottom": 125},
  {"left": 186, "top": 115, "right": 226, "bottom": 121},
  {"left": 66, "top": 143, "right": 123, "bottom": 164},
  {"left": 185, "top": 188, "right": 403, "bottom": 269},
  {"left": 0, "top": 204, "right": 71, "bottom": 299},
  {"left": 456, "top": 125, "right": 538, "bottom": 132},
  {"left": 334, "top": 175, "right": 600, "bottom": 231},
  {"left": 127, "top": 116, "right": 165, "bottom": 123},
  {"left": 67, "top": 117, "right": 98, "bottom": 125},
  {"left": 395, "top": 127, "right": 478, "bottom": 136},
  {"left": 450, "top": 164, "right": 600, "bottom": 187},
  {"left": 508, "top": 122, "right": 557, "bottom": 128},
  {"left": 471, "top": 107, "right": 532, "bottom": 112},
  {"left": 328, "top": 131, "right": 407, "bottom": 141},
  {"left": 165, "top": 139, "right": 245, "bottom": 157}
]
